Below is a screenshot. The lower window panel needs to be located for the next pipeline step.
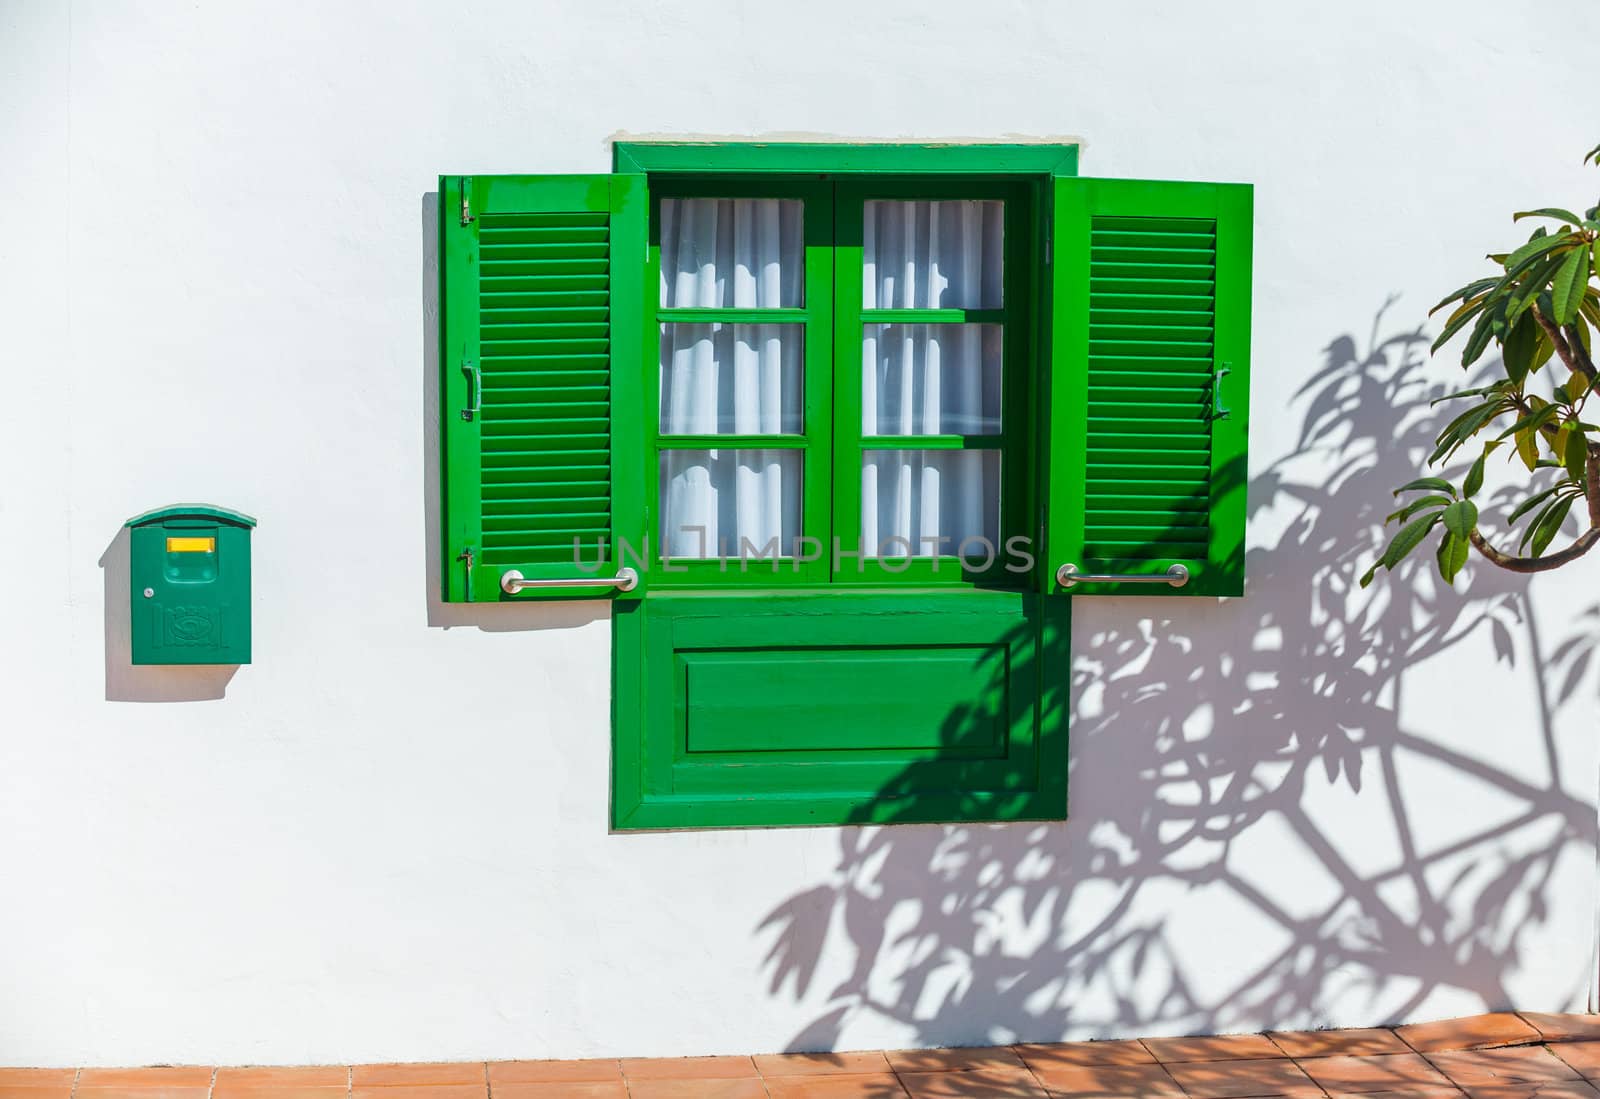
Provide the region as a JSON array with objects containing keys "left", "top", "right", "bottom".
[{"left": 612, "top": 590, "right": 1068, "bottom": 829}]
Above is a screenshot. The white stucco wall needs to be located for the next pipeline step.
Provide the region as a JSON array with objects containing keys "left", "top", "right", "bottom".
[{"left": 4, "top": 0, "right": 1600, "bottom": 1067}]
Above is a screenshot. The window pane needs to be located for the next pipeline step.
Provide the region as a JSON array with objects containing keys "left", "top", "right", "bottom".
[
  {"left": 660, "top": 449, "right": 802, "bottom": 558},
  {"left": 863, "top": 200, "right": 1003, "bottom": 309},
  {"left": 660, "top": 198, "right": 804, "bottom": 308},
  {"left": 861, "top": 450, "right": 999, "bottom": 558},
  {"left": 863, "top": 324, "right": 1001, "bottom": 436},
  {"left": 660, "top": 323, "right": 803, "bottom": 435}
]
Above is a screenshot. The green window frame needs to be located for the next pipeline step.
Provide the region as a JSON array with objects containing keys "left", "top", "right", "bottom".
[
  {"left": 644, "top": 173, "right": 1038, "bottom": 589},
  {"left": 438, "top": 143, "right": 1253, "bottom": 831}
]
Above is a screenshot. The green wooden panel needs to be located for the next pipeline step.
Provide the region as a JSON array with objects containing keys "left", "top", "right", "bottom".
[
  {"left": 612, "top": 590, "right": 1068, "bottom": 830},
  {"left": 1046, "top": 178, "right": 1252, "bottom": 597},
  {"left": 680, "top": 647, "right": 1008, "bottom": 754},
  {"left": 615, "top": 142, "right": 1079, "bottom": 177},
  {"left": 439, "top": 174, "right": 646, "bottom": 602}
]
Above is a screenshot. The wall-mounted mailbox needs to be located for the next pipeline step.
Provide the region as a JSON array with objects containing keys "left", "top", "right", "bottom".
[{"left": 126, "top": 504, "right": 256, "bottom": 666}]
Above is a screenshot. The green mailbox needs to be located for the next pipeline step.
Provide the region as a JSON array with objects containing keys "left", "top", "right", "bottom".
[{"left": 126, "top": 504, "right": 257, "bottom": 666}]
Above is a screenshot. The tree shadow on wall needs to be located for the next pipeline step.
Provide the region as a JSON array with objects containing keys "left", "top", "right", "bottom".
[{"left": 757, "top": 299, "right": 1598, "bottom": 1050}]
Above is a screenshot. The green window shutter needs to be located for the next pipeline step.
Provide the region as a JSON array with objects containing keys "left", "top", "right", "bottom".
[
  {"left": 440, "top": 174, "right": 646, "bottom": 602},
  {"left": 1045, "top": 177, "right": 1252, "bottom": 597}
]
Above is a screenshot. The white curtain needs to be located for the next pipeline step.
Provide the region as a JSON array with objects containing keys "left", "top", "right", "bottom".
[
  {"left": 661, "top": 450, "right": 800, "bottom": 559},
  {"left": 863, "top": 200, "right": 1004, "bottom": 309},
  {"left": 660, "top": 198, "right": 803, "bottom": 308},
  {"left": 862, "top": 324, "right": 1002, "bottom": 436},
  {"left": 861, "top": 450, "right": 998, "bottom": 558},
  {"left": 660, "top": 323, "right": 802, "bottom": 435},
  {"left": 658, "top": 199, "right": 805, "bottom": 558}
]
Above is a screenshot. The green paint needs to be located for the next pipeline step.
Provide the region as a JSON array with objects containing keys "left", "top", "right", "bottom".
[
  {"left": 127, "top": 505, "right": 254, "bottom": 665},
  {"left": 439, "top": 174, "right": 647, "bottom": 602},
  {"left": 615, "top": 142, "right": 1080, "bottom": 177},
  {"left": 438, "top": 150, "right": 1253, "bottom": 831},
  {"left": 611, "top": 590, "right": 1068, "bottom": 830},
  {"left": 1047, "top": 177, "right": 1253, "bottom": 597},
  {"left": 681, "top": 647, "right": 1009, "bottom": 754}
]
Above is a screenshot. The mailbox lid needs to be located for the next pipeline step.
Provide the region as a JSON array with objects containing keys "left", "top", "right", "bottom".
[{"left": 125, "top": 503, "right": 257, "bottom": 530}]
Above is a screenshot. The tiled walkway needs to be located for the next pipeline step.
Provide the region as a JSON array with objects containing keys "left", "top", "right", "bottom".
[{"left": 9, "top": 1013, "right": 1600, "bottom": 1098}]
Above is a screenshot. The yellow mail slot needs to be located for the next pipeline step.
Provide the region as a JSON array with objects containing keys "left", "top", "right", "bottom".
[{"left": 166, "top": 536, "right": 216, "bottom": 553}]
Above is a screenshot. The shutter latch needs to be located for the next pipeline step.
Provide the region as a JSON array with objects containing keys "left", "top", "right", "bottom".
[
  {"left": 461, "top": 358, "right": 480, "bottom": 420},
  {"left": 460, "top": 176, "right": 474, "bottom": 226}
]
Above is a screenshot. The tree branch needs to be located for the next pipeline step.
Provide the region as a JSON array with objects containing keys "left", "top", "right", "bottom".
[
  {"left": 1588, "top": 449, "right": 1600, "bottom": 528},
  {"left": 1533, "top": 306, "right": 1579, "bottom": 374},
  {"left": 1468, "top": 524, "right": 1600, "bottom": 572},
  {"left": 1564, "top": 323, "right": 1598, "bottom": 380}
]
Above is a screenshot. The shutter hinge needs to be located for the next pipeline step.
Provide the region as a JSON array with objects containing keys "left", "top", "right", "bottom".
[
  {"left": 460, "top": 176, "right": 474, "bottom": 226},
  {"left": 1044, "top": 237, "right": 1052, "bottom": 266}
]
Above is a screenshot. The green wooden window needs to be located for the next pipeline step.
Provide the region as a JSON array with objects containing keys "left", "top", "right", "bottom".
[{"left": 438, "top": 146, "right": 1252, "bottom": 829}]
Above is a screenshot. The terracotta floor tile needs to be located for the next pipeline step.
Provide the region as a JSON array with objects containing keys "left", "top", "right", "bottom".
[
  {"left": 620, "top": 1056, "right": 757, "bottom": 1080},
  {"left": 897, "top": 1069, "right": 1048, "bottom": 1099},
  {"left": 1014, "top": 1041, "right": 1155, "bottom": 1070},
  {"left": 763, "top": 1073, "right": 909, "bottom": 1099},
  {"left": 1427, "top": 1048, "right": 1582, "bottom": 1086},
  {"left": 215, "top": 1067, "right": 349, "bottom": 1088},
  {"left": 1298, "top": 1053, "right": 1453, "bottom": 1094},
  {"left": 1024, "top": 1062, "right": 1183, "bottom": 1097},
  {"left": 1142, "top": 1034, "right": 1283, "bottom": 1063},
  {"left": 350, "top": 1087, "right": 485, "bottom": 1099},
  {"left": 1323, "top": 1090, "right": 1461, "bottom": 1099},
  {"left": 1521, "top": 1018, "right": 1600, "bottom": 1045},
  {"left": 0, "top": 1089, "right": 75, "bottom": 1099},
  {"left": 1460, "top": 1083, "right": 1600, "bottom": 1098},
  {"left": 76, "top": 1088, "right": 211, "bottom": 1099},
  {"left": 1551, "top": 1043, "right": 1600, "bottom": 1078},
  {"left": 1399, "top": 1015, "right": 1542, "bottom": 1053},
  {"left": 0, "top": 1070, "right": 76, "bottom": 1088},
  {"left": 1269, "top": 1028, "right": 1412, "bottom": 1058},
  {"left": 488, "top": 1061, "right": 621, "bottom": 1085},
  {"left": 212, "top": 1089, "right": 347, "bottom": 1099},
  {"left": 1164, "top": 1057, "right": 1322, "bottom": 1098},
  {"left": 622, "top": 1080, "right": 767, "bottom": 1099},
  {"left": 886, "top": 1048, "right": 1028, "bottom": 1074},
  {"left": 78, "top": 1069, "right": 215, "bottom": 1088},
  {"left": 352, "top": 1064, "right": 484, "bottom": 1087},
  {"left": 488, "top": 1084, "right": 627, "bottom": 1099},
  {"left": 755, "top": 1053, "right": 894, "bottom": 1077}
]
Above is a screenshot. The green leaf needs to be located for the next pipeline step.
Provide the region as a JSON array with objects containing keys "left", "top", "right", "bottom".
[
  {"left": 1463, "top": 450, "right": 1486, "bottom": 497},
  {"left": 1586, "top": 142, "right": 1600, "bottom": 167},
  {"left": 1386, "top": 494, "right": 1452, "bottom": 523},
  {"left": 1431, "top": 277, "right": 1499, "bottom": 314},
  {"left": 1531, "top": 495, "right": 1575, "bottom": 556},
  {"left": 1565, "top": 424, "right": 1589, "bottom": 480},
  {"left": 1381, "top": 512, "right": 1443, "bottom": 570},
  {"left": 1507, "top": 254, "right": 1568, "bottom": 327},
  {"left": 1495, "top": 401, "right": 1560, "bottom": 441},
  {"left": 1460, "top": 311, "right": 1499, "bottom": 367},
  {"left": 1442, "top": 499, "right": 1479, "bottom": 539},
  {"left": 1515, "top": 424, "right": 1540, "bottom": 470},
  {"left": 1431, "top": 296, "right": 1489, "bottom": 353},
  {"left": 1394, "top": 477, "right": 1456, "bottom": 497},
  {"left": 1505, "top": 229, "right": 1560, "bottom": 270},
  {"left": 1503, "top": 312, "right": 1538, "bottom": 385},
  {"left": 1509, "top": 483, "right": 1562, "bottom": 523},
  {"left": 1554, "top": 247, "right": 1590, "bottom": 323},
  {"left": 1436, "top": 530, "right": 1470, "bottom": 583},
  {"left": 1514, "top": 207, "right": 1585, "bottom": 225}
]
